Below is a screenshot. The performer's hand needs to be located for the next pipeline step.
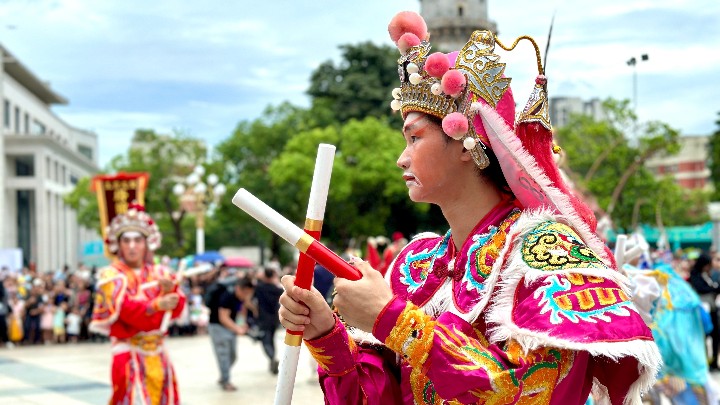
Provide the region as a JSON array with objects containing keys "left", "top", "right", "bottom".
[
  {"left": 333, "top": 258, "right": 393, "bottom": 333},
  {"left": 235, "top": 324, "right": 248, "bottom": 336},
  {"left": 157, "top": 293, "right": 179, "bottom": 311},
  {"left": 158, "top": 277, "right": 174, "bottom": 294},
  {"left": 279, "top": 275, "right": 335, "bottom": 340}
]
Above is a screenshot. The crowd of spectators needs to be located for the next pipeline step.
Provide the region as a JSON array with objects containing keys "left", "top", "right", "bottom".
[
  {"left": 0, "top": 263, "right": 99, "bottom": 347},
  {"left": 0, "top": 245, "right": 716, "bottom": 352},
  {"left": 0, "top": 259, "right": 300, "bottom": 349}
]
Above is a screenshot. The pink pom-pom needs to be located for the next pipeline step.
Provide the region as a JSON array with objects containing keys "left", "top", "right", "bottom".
[
  {"left": 442, "top": 113, "right": 469, "bottom": 139},
  {"left": 424, "top": 52, "right": 450, "bottom": 78},
  {"left": 441, "top": 70, "right": 466, "bottom": 97},
  {"left": 388, "top": 11, "right": 428, "bottom": 43},
  {"left": 535, "top": 74, "right": 547, "bottom": 85},
  {"left": 398, "top": 33, "right": 421, "bottom": 54}
]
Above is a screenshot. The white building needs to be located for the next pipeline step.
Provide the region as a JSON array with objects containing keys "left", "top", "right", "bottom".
[
  {"left": 1, "top": 44, "right": 100, "bottom": 273},
  {"left": 549, "top": 97, "right": 604, "bottom": 128}
]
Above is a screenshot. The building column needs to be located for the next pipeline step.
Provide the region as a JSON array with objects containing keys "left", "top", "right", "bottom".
[
  {"left": 35, "top": 188, "right": 47, "bottom": 273},
  {"left": 67, "top": 204, "right": 76, "bottom": 269},
  {"left": 0, "top": 52, "right": 6, "bottom": 249},
  {"left": 49, "top": 190, "right": 57, "bottom": 272},
  {"left": 57, "top": 193, "right": 65, "bottom": 268}
]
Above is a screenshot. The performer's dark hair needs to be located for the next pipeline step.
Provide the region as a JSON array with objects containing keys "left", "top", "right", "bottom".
[{"left": 425, "top": 115, "right": 510, "bottom": 194}]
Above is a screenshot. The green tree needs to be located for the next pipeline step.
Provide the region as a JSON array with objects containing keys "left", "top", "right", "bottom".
[
  {"left": 267, "top": 117, "right": 444, "bottom": 248},
  {"left": 709, "top": 111, "right": 720, "bottom": 199},
  {"left": 108, "top": 129, "right": 207, "bottom": 257},
  {"left": 308, "top": 42, "right": 402, "bottom": 128},
  {"left": 64, "top": 129, "right": 207, "bottom": 257},
  {"left": 209, "top": 103, "right": 314, "bottom": 261},
  {"left": 555, "top": 98, "right": 697, "bottom": 231},
  {"left": 63, "top": 177, "right": 100, "bottom": 230}
]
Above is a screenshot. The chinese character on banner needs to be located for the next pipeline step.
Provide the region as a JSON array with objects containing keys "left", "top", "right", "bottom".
[{"left": 91, "top": 172, "right": 150, "bottom": 257}]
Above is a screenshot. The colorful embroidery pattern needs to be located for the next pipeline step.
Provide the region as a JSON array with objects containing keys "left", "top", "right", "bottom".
[
  {"left": 503, "top": 341, "right": 575, "bottom": 404},
  {"left": 386, "top": 301, "right": 576, "bottom": 404},
  {"left": 521, "top": 222, "right": 605, "bottom": 271},
  {"left": 386, "top": 303, "right": 436, "bottom": 367},
  {"left": 534, "top": 274, "right": 634, "bottom": 324},
  {"left": 414, "top": 325, "right": 574, "bottom": 404},
  {"left": 399, "top": 234, "right": 450, "bottom": 293},
  {"left": 463, "top": 210, "right": 521, "bottom": 292}
]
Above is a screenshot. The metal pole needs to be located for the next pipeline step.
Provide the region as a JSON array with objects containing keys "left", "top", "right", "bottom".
[
  {"left": 196, "top": 208, "right": 205, "bottom": 254},
  {"left": 632, "top": 64, "right": 638, "bottom": 114}
]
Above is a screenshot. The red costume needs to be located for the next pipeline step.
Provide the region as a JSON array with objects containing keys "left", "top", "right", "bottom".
[{"left": 90, "top": 204, "right": 186, "bottom": 405}]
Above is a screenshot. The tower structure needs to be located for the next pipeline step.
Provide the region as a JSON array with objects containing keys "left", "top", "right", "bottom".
[{"left": 419, "top": 0, "right": 498, "bottom": 52}]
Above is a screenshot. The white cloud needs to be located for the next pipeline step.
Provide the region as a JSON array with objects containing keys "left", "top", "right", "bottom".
[{"left": 0, "top": 0, "right": 717, "bottom": 168}]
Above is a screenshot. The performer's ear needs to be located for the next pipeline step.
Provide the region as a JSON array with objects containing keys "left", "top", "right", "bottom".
[{"left": 460, "top": 144, "right": 474, "bottom": 162}]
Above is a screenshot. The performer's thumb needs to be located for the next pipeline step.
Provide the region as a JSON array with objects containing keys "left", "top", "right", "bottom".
[
  {"left": 348, "top": 256, "right": 377, "bottom": 277},
  {"left": 297, "top": 285, "right": 329, "bottom": 310}
]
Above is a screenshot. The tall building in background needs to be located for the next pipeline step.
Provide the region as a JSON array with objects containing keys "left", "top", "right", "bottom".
[
  {"left": 419, "top": 0, "right": 498, "bottom": 52},
  {"left": 549, "top": 97, "right": 605, "bottom": 128},
  {"left": 645, "top": 135, "right": 711, "bottom": 191},
  {"left": 0, "top": 44, "right": 100, "bottom": 272}
]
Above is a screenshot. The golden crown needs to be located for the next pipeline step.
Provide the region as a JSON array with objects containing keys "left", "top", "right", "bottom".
[
  {"left": 388, "top": 10, "right": 553, "bottom": 169},
  {"left": 393, "top": 31, "right": 512, "bottom": 121}
]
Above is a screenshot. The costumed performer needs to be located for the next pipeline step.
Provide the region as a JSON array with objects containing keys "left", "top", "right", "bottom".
[
  {"left": 90, "top": 202, "right": 186, "bottom": 405},
  {"left": 278, "top": 10, "right": 661, "bottom": 405},
  {"left": 622, "top": 236, "right": 718, "bottom": 405}
]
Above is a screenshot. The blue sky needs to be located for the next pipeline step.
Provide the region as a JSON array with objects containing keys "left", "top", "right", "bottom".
[{"left": 1, "top": 0, "right": 718, "bottom": 167}]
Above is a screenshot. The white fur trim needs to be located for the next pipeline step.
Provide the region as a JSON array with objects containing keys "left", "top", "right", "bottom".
[
  {"left": 484, "top": 213, "right": 661, "bottom": 405},
  {"left": 347, "top": 325, "right": 384, "bottom": 346},
  {"left": 419, "top": 278, "right": 454, "bottom": 319},
  {"left": 476, "top": 102, "right": 612, "bottom": 266}
]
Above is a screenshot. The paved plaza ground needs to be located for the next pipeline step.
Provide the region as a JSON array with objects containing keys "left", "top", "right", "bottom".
[
  {"left": 0, "top": 331, "right": 325, "bottom": 404},
  {"left": 1, "top": 331, "right": 717, "bottom": 404}
]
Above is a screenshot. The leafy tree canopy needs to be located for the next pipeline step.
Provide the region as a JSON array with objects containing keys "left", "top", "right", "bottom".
[
  {"left": 709, "top": 111, "right": 720, "bottom": 200},
  {"left": 555, "top": 98, "right": 708, "bottom": 231},
  {"left": 65, "top": 129, "right": 207, "bottom": 257},
  {"left": 307, "top": 42, "right": 402, "bottom": 128}
]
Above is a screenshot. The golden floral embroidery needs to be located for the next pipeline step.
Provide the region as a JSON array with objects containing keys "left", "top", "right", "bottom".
[
  {"left": 404, "top": 322, "right": 575, "bottom": 404},
  {"left": 473, "top": 210, "right": 521, "bottom": 279},
  {"left": 386, "top": 302, "right": 435, "bottom": 368},
  {"left": 305, "top": 341, "right": 348, "bottom": 372},
  {"left": 522, "top": 222, "right": 606, "bottom": 271}
]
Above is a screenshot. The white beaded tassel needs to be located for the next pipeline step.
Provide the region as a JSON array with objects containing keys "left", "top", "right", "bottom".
[{"left": 409, "top": 72, "right": 423, "bottom": 85}]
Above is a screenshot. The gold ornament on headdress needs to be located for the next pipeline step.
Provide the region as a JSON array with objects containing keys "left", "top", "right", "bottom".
[
  {"left": 455, "top": 31, "right": 511, "bottom": 108},
  {"left": 390, "top": 14, "right": 555, "bottom": 168},
  {"left": 495, "top": 35, "right": 552, "bottom": 131}
]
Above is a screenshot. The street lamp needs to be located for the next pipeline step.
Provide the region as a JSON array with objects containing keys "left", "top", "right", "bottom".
[
  {"left": 708, "top": 202, "right": 720, "bottom": 253},
  {"left": 173, "top": 166, "right": 227, "bottom": 254},
  {"left": 626, "top": 54, "right": 649, "bottom": 115}
]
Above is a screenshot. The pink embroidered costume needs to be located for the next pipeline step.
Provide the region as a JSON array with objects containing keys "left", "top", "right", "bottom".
[
  {"left": 302, "top": 11, "right": 660, "bottom": 405},
  {"left": 90, "top": 205, "right": 186, "bottom": 405}
]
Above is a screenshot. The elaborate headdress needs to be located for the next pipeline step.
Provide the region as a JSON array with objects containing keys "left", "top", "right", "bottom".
[
  {"left": 388, "top": 11, "right": 612, "bottom": 265},
  {"left": 105, "top": 202, "right": 161, "bottom": 254}
]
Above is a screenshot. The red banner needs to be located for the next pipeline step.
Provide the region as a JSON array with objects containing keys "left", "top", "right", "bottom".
[{"left": 91, "top": 172, "right": 150, "bottom": 257}]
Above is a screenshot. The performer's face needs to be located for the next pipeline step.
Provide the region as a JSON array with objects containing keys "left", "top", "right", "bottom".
[
  {"left": 397, "top": 112, "right": 467, "bottom": 204},
  {"left": 119, "top": 232, "right": 147, "bottom": 268}
]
